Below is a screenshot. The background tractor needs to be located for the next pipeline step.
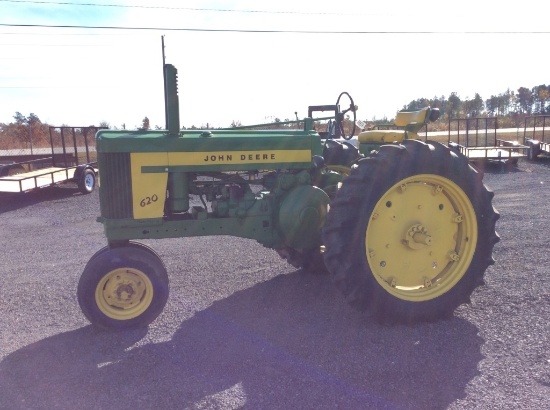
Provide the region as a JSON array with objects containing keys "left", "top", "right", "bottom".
[{"left": 77, "top": 63, "right": 499, "bottom": 330}]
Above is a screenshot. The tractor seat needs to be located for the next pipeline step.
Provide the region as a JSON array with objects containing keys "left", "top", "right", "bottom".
[
  {"left": 358, "top": 108, "right": 430, "bottom": 144},
  {"left": 358, "top": 130, "right": 406, "bottom": 144},
  {"left": 393, "top": 107, "right": 429, "bottom": 127}
]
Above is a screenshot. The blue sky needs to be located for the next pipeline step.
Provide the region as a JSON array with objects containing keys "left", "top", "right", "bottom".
[{"left": 1, "top": 0, "right": 549, "bottom": 129}]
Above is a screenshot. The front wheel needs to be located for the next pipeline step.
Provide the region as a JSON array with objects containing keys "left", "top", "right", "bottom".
[
  {"left": 77, "top": 244, "right": 169, "bottom": 330},
  {"left": 323, "top": 140, "right": 500, "bottom": 323}
]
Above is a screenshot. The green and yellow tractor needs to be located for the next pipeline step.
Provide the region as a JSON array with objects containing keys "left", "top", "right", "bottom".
[{"left": 77, "top": 63, "right": 499, "bottom": 329}]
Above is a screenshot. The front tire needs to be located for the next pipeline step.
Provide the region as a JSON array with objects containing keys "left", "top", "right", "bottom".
[
  {"left": 77, "top": 244, "right": 169, "bottom": 330},
  {"left": 323, "top": 140, "right": 499, "bottom": 323}
]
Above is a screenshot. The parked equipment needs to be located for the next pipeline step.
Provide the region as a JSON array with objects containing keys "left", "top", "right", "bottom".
[
  {"left": 523, "top": 115, "right": 550, "bottom": 160},
  {"left": 0, "top": 126, "right": 100, "bottom": 195},
  {"left": 447, "top": 117, "right": 528, "bottom": 165},
  {"left": 77, "top": 63, "right": 499, "bottom": 330}
]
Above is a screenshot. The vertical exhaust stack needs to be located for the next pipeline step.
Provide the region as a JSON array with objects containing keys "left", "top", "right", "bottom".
[
  {"left": 163, "top": 62, "right": 189, "bottom": 213},
  {"left": 164, "top": 63, "right": 180, "bottom": 136}
]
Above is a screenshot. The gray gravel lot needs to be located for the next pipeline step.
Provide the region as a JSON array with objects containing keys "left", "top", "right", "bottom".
[{"left": 0, "top": 158, "right": 549, "bottom": 409}]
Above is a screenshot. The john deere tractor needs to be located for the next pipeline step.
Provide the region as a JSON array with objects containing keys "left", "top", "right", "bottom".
[{"left": 77, "top": 63, "right": 499, "bottom": 329}]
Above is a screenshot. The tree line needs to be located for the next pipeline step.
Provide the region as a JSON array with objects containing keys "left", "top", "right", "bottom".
[
  {"left": 401, "top": 84, "right": 549, "bottom": 131},
  {"left": 0, "top": 112, "right": 110, "bottom": 151},
  {"left": 1, "top": 83, "right": 549, "bottom": 150}
]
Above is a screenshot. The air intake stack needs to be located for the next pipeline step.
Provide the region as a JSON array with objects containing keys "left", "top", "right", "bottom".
[{"left": 164, "top": 63, "right": 180, "bottom": 136}]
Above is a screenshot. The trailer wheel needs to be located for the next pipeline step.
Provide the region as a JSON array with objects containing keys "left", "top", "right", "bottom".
[
  {"left": 78, "top": 168, "right": 96, "bottom": 194},
  {"left": 0, "top": 164, "right": 25, "bottom": 177},
  {"left": 526, "top": 141, "right": 540, "bottom": 161},
  {"left": 77, "top": 245, "right": 169, "bottom": 330},
  {"left": 323, "top": 140, "right": 500, "bottom": 323}
]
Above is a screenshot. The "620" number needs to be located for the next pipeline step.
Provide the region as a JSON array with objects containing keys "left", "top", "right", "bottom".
[{"left": 140, "top": 194, "right": 159, "bottom": 207}]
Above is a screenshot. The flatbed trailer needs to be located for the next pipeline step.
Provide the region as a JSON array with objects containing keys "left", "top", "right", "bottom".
[
  {"left": 448, "top": 138, "right": 527, "bottom": 164},
  {"left": 0, "top": 126, "right": 103, "bottom": 195},
  {"left": 447, "top": 117, "right": 527, "bottom": 165},
  {"left": 0, "top": 157, "right": 97, "bottom": 194},
  {"left": 523, "top": 115, "right": 550, "bottom": 160}
]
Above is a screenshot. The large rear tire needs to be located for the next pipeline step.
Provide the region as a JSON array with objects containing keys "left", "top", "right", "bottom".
[{"left": 323, "top": 139, "right": 500, "bottom": 323}]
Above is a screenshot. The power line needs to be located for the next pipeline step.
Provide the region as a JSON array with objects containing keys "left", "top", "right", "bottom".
[
  {"left": 0, "top": 0, "right": 374, "bottom": 16},
  {"left": 0, "top": 86, "right": 105, "bottom": 88},
  {"left": 0, "top": 31, "right": 131, "bottom": 35},
  {"left": 1, "top": 23, "right": 548, "bottom": 34},
  {"left": 0, "top": 42, "right": 113, "bottom": 46}
]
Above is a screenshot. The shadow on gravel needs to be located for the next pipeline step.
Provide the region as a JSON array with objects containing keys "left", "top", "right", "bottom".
[
  {"left": 531, "top": 155, "right": 550, "bottom": 169},
  {"left": 478, "top": 156, "right": 550, "bottom": 174},
  {"left": 473, "top": 160, "right": 525, "bottom": 174},
  {"left": 0, "top": 185, "right": 82, "bottom": 213},
  {"left": 0, "top": 271, "right": 483, "bottom": 410}
]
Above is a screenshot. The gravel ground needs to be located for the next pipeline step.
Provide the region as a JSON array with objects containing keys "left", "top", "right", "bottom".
[{"left": 0, "top": 157, "right": 549, "bottom": 410}]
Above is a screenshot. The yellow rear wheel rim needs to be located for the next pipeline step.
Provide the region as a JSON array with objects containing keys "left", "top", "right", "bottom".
[
  {"left": 365, "top": 174, "right": 478, "bottom": 302},
  {"left": 95, "top": 268, "right": 154, "bottom": 320}
]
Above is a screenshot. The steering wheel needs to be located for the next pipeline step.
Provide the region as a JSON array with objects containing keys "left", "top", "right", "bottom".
[{"left": 335, "top": 92, "right": 356, "bottom": 140}]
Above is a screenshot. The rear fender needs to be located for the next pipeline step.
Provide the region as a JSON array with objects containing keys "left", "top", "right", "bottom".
[{"left": 73, "top": 164, "right": 96, "bottom": 181}]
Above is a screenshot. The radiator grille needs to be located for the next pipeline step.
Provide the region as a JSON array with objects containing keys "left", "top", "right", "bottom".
[{"left": 99, "top": 152, "right": 133, "bottom": 218}]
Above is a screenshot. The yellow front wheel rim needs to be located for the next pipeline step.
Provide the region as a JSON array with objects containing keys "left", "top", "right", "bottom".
[
  {"left": 366, "top": 174, "right": 478, "bottom": 302},
  {"left": 95, "top": 268, "right": 154, "bottom": 320}
]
